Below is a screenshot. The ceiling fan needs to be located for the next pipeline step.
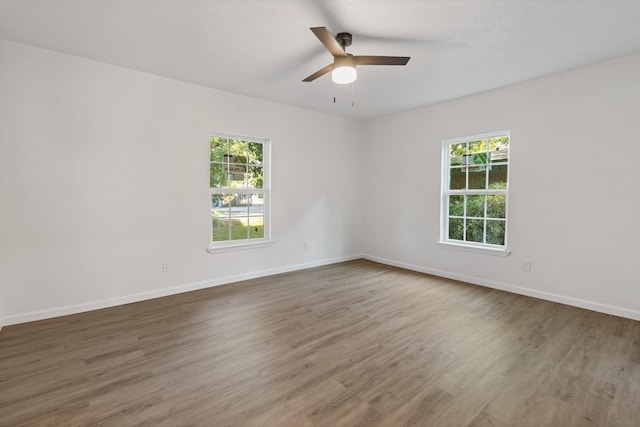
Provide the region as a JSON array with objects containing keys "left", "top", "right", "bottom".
[{"left": 302, "top": 27, "right": 411, "bottom": 85}]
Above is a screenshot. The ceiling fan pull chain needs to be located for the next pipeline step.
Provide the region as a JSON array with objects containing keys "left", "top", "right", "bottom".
[{"left": 351, "top": 81, "right": 355, "bottom": 107}]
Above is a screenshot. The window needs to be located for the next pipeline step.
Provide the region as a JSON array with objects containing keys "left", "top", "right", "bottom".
[
  {"left": 440, "top": 131, "right": 510, "bottom": 253},
  {"left": 209, "top": 134, "right": 270, "bottom": 251}
]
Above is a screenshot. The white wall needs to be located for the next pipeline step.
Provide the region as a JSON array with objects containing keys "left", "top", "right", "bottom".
[
  {"left": 362, "top": 53, "right": 640, "bottom": 319},
  {"left": 0, "top": 40, "right": 364, "bottom": 324},
  {"left": 2, "top": 39, "right": 639, "bottom": 325}
]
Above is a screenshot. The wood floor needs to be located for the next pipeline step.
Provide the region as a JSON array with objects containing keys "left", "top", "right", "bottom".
[{"left": 1, "top": 260, "right": 639, "bottom": 426}]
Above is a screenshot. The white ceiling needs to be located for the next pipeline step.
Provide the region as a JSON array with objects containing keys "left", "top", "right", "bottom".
[{"left": 2, "top": 0, "right": 640, "bottom": 121}]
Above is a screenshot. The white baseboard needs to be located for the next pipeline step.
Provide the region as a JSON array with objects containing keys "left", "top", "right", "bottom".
[
  {"left": 5, "top": 253, "right": 638, "bottom": 326},
  {"left": 3, "top": 254, "right": 364, "bottom": 326},
  {"left": 363, "top": 254, "right": 640, "bottom": 321}
]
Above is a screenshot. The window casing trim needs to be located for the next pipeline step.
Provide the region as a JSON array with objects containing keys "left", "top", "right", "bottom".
[
  {"left": 437, "top": 241, "right": 511, "bottom": 257},
  {"left": 207, "top": 240, "right": 274, "bottom": 254},
  {"left": 439, "top": 130, "right": 511, "bottom": 255},
  {"left": 207, "top": 133, "right": 272, "bottom": 252}
]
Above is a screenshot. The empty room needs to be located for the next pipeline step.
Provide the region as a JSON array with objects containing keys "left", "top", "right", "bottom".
[{"left": 1, "top": 0, "right": 639, "bottom": 425}]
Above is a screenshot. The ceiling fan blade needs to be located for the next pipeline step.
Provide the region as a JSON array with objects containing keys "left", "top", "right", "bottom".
[
  {"left": 310, "top": 27, "right": 347, "bottom": 57},
  {"left": 302, "top": 64, "right": 333, "bottom": 82},
  {"left": 355, "top": 56, "right": 411, "bottom": 66}
]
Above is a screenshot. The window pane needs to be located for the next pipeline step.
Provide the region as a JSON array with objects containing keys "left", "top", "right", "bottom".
[
  {"left": 488, "top": 164, "right": 508, "bottom": 189},
  {"left": 229, "top": 172, "right": 249, "bottom": 188},
  {"left": 210, "top": 137, "right": 227, "bottom": 162},
  {"left": 224, "top": 154, "right": 248, "bottom": 188},
  {"left": 489, "top": 136, "right": 508, "bottom": 147},
  {"left": 449, "top": 195, "right": 464, "bottom": 216},
  {"left": 211, "top": 193, "right": 227, "bottom": 214},
  {"left": 248, "top": 142, "right": 263, "bottom": 165},
  {"left": 450, "top": 143, "right": 466, "bottom": 161},
  {"left": 490, "top": 148, "right": 508, "bottom": 164},
  {"left": 450, "top": 155, "right": 464, "bottom": 167},
  {"left": 468, "top": 140, "right": 488, "bottom": 155},
  {"left": 210, "top": 164, "right": 228, "bottom": 188},
  {"left": 486, "top": 220, "right": 506, "bottom": 245},
  {"left": 448, "top": 218, "right": 464, "bottom": 241},
  {"left": 230, "top": 220, "right": 249, "bottom": 241},
  {"left": 248, "top": 215, "right": 264, "bottom": 239},
  {"left": 489, "top": 136, "right": 509, "bottom": 151},
  {"left": 489, "top": 137, "right": 509, "bottom": 163},
  {"left": 248, "top": 166, "right": 263, "bottom": 189},
  {"left": 466, "top": 195, "right": 485, "bottom": 218},
  {"left": 212, "top": 218, "right": 230, "bottom": 242},
  {"left": 487, "top": 194, "right": 506, "bottom": 219},
  {"left": 227, "top": 193, "right": 247, "bottom": 241},
  {"left": 466, "top": 219, "right": 484, "bottom": 243},
  {"left": 450, "top": 167, "right": 466, "bottom": 190},
  {"left": 229, "top": 139, "right": 246, "bottom": 154},
  {"left": 468, "top": 169, "right": 487, "bottom": 189},
  {"left": 249, "top": 193, "right": 265, "bottom": 212},
  {"left": 229, "top": 194, "right": 249, "bottom": 217}
]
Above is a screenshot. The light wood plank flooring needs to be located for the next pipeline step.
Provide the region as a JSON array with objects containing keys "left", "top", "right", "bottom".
[{"left": 1, "top": 259, "right": 639, "bottom": 426}]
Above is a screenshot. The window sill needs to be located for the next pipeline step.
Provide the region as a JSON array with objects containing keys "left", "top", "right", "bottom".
[
  {"left": 438, "top": 241, "right": 511, "bottom": 257},
  {"left": 207, "top": 240, "right": 274, "bottom": 254}
]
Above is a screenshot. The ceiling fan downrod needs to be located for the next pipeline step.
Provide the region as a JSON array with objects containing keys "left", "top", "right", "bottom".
[{"left": 335, "top": 32, "right": 352, "bottom": 51}]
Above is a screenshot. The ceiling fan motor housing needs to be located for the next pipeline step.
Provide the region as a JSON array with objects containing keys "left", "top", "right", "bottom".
[{"left": 335, "top": 32, "right": 353, "bottom": 50}]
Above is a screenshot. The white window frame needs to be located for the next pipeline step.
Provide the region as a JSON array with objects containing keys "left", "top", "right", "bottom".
[
  {"left": 439, "top": 130, "right": 511, "bottom": 257},
  {"left": 207, "top": 133, "right": 272, "bottom": 253}
]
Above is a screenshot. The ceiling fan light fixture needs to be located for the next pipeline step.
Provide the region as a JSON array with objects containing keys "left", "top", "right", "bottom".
[{"left": 332, "top": 55, "right": 357, "bottom": 84}]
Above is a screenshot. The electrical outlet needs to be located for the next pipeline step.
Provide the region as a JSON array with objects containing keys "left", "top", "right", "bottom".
[
  {"left": 162, "top": 261, "right": 170, "bottom": 272},
  {"left": 304, "top": 241, "right": 310, "bottom": 252},
  {"left": 521, "top": 259, "right": 531, "bottom": 272}
]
